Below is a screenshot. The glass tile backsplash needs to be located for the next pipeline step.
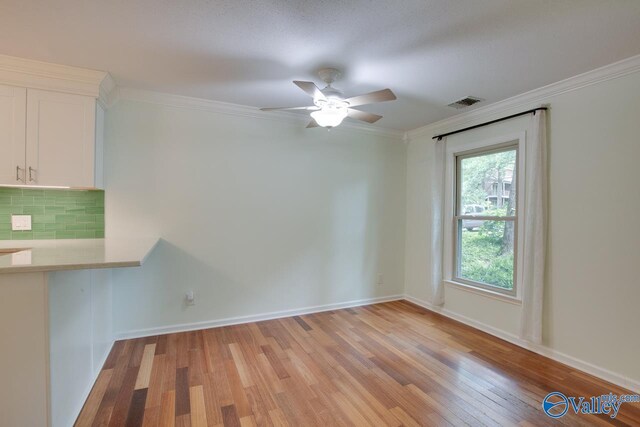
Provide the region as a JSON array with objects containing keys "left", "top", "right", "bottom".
[{"left": 0, "top": 187, "right": 104, "bottom": 240}]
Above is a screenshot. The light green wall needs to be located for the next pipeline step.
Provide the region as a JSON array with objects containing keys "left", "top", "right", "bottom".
[
  {"left": 106, "top": 98, "right": 407, "bottom": 335},
  {"left": 0, "top": 187, "right": 104, "bottom": 240}
]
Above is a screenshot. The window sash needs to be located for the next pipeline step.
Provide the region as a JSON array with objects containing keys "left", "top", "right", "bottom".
[
  {"left": 453, "top": 143, "right": 519, "bottom": 296},
  {"left": 454, "top": 218, "right": 518, "bottom": 295},
  {"left": 455, "top": 215, "right": 515, "bottom": 221},
  {"left": 455, "top": 144, "right": 518, "bottom": 217}
]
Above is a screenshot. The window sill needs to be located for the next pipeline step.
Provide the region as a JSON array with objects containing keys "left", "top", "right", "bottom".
[{"left": 444, "top": 280, "right": 522, "bottom": 305}]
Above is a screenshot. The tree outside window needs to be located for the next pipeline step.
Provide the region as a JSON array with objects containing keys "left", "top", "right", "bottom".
[{"left": 455, "top": 146, "right": 517, "bottom": 291}]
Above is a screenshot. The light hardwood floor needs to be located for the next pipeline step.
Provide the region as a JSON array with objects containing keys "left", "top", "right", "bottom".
[{"left": 76, "top": 300, "right": 640, "bottom": 426}]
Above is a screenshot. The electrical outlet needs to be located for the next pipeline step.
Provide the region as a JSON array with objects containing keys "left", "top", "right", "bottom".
[
  {"left": 185, "top": 291, "right": 195, "bottom": 306},
  {"left": 377, "top": 274, "right": 384, "bottom": 286},
  {"left": 11, "top": 215, "right": 32, "bottom": 231}
]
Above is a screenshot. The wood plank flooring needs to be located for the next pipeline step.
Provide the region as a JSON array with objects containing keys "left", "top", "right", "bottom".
[{"left": 76, "top": 300, "right": 640, "bottom": 426}]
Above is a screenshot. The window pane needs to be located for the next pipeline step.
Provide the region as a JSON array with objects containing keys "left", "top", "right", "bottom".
[
  {"left": 458, "top": 220, "right": 514, "bottom": 290},
  {"left": 459, "top": 148, "right": 516, "bottom": 216}
]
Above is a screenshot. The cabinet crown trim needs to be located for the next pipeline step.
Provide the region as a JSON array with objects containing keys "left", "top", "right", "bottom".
[{"left": 0, "top": 54, "right": 110, "bottom": 99}]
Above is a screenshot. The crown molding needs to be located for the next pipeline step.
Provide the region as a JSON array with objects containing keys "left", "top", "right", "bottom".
[
  {"left": 112, "top": 86, "right": 404, "bottom": 139},
  {"left": 97, "top": 73, "right": 117, "bottom": 109},
  {"left": 406, "top": 53, "right": 640, "bottom": 140},
  {"left": 0, "top": 54, "right": 108, "bottom": 98}
]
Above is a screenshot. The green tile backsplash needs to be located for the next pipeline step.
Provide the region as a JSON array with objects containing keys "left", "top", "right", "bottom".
[{"left": 0, "top": 187, "right": 104, "bottom": 240}]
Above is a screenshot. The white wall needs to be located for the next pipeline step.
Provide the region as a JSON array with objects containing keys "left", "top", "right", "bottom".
[
  {"left": 405, "top": 69, "right": 640, "bottom": 387},
  {"left": 105, "top": 98, "right": 406, "bottom": 335}
]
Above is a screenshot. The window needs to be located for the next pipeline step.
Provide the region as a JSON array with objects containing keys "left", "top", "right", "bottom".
[
  {"left": 503, "top": 182, "right": 511, "bottom": 197},
  {"left": 454, "top": 144, "right": 518, "bottom": 295}
]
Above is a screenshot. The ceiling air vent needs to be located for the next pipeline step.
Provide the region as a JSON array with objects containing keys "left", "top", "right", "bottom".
[{"left": 448, "top": 96, "right": 484, "bottom": 109}]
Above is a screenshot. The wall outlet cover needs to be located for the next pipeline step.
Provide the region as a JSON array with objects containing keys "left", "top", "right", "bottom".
[
  {"left": 11, "top": 215, "right": 32, "bottom": 231},
  {"left": 185, "top": 291, "right": 195, "bottom": 305}
]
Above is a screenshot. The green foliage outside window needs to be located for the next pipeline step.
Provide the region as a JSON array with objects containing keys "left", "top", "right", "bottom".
[
  {"left": 458, "top": 148, "right": 516, "bottom": 290},
  {"left": 460, "top": 224, "right": 514, "bottom": 289}
]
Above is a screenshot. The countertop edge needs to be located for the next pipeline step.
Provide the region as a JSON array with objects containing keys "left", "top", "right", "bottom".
[
  {"left": 0, "top": 238, "right": 159, "bottom": 274},
  {"left": 0, "top": 261, "right": 143, "bottom": 274}
]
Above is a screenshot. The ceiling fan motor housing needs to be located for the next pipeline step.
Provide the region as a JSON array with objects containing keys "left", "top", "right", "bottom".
[{"left": 317, "top": 68, "right": 341, "bottom": 84}]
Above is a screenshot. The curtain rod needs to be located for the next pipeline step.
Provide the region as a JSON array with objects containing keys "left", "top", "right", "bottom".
[{"left": 432, "top": 107, "right": 548, "bottom": 140}]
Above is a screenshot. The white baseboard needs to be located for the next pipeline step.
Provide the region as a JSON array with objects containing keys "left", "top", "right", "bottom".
[
  {"left": 403, "top": 294, "right": 640, "bottom": 394},
  {"left": 114, "top": 294, "right": 404, "bottom": 340}
]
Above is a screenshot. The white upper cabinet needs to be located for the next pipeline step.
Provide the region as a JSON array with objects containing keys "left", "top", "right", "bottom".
[
  {"left": 0, "top": 84, "right": 27, "bottom": 185},
  {"left": 0, "top": 86, "right": 97, "bottom": 188},
  {"left": 25, "top": 89, "right": 96, "bottom": 188},
  {"left": 0, "top": 54, "right": 111, "bottom": 189}
]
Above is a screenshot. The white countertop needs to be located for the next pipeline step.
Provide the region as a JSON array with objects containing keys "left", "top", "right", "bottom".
[{"left": 0, "top": 238, "right": 159, "bottom": 273}]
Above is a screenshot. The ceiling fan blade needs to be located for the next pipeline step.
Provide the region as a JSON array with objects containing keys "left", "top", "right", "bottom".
[
  {"left": 344, "top": 89, "right": 396, "bottom": 107},
  {"left": 306, "top": 119, "right": 320, "bottom": 128},
  {"left": 260, "top": 106, "right": 318, "bottom": 111},
  {"left": 347, "top": 109, "right": 383, "bottom": 124},
  {"left": 294, "top": 81, "right": 327, "bottom": 100}
]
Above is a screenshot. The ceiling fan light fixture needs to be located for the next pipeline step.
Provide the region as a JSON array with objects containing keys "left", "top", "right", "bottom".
[
  {"left": 310, "top": 105, "right": 348, "bottom": 128},
  {"left": 260, "top": 69, "right": 396, "bottom": 129}
]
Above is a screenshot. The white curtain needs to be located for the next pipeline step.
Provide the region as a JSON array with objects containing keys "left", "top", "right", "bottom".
[
  {"left": 520, "top": 110, "right": 548, "bottom": 344},
  {"left": 430, "top": 137, "right": 446, "bottom": 306}
]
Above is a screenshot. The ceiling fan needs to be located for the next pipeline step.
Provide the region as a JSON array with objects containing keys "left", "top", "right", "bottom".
[{"left": 260, "top": 68, "right": 396, "bottom": 129}]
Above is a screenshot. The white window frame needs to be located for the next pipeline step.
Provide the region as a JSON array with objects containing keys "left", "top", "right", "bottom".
[{"left": 443, "top": 132, "right": 526, "bottom": 303}]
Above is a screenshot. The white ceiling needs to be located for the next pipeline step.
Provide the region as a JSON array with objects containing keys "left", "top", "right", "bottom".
[{"left": 1, "top": 0, "right": 640, "bottom": 131}]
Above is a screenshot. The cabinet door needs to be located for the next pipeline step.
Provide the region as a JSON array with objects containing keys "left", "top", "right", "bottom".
[
  {"left": 0, "top": 84, "right": 27, "bottom": 185},
  {"left": 26, "top": 89, "right": 96, "bottom": 187}
]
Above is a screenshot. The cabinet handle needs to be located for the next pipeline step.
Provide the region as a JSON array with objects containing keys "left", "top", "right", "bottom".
[
  {"left": 28, "top": 166, "right": 36, "bottom": 183},
  {"left": 16, "top": 165, "right": 24, "bottom": 183}
]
